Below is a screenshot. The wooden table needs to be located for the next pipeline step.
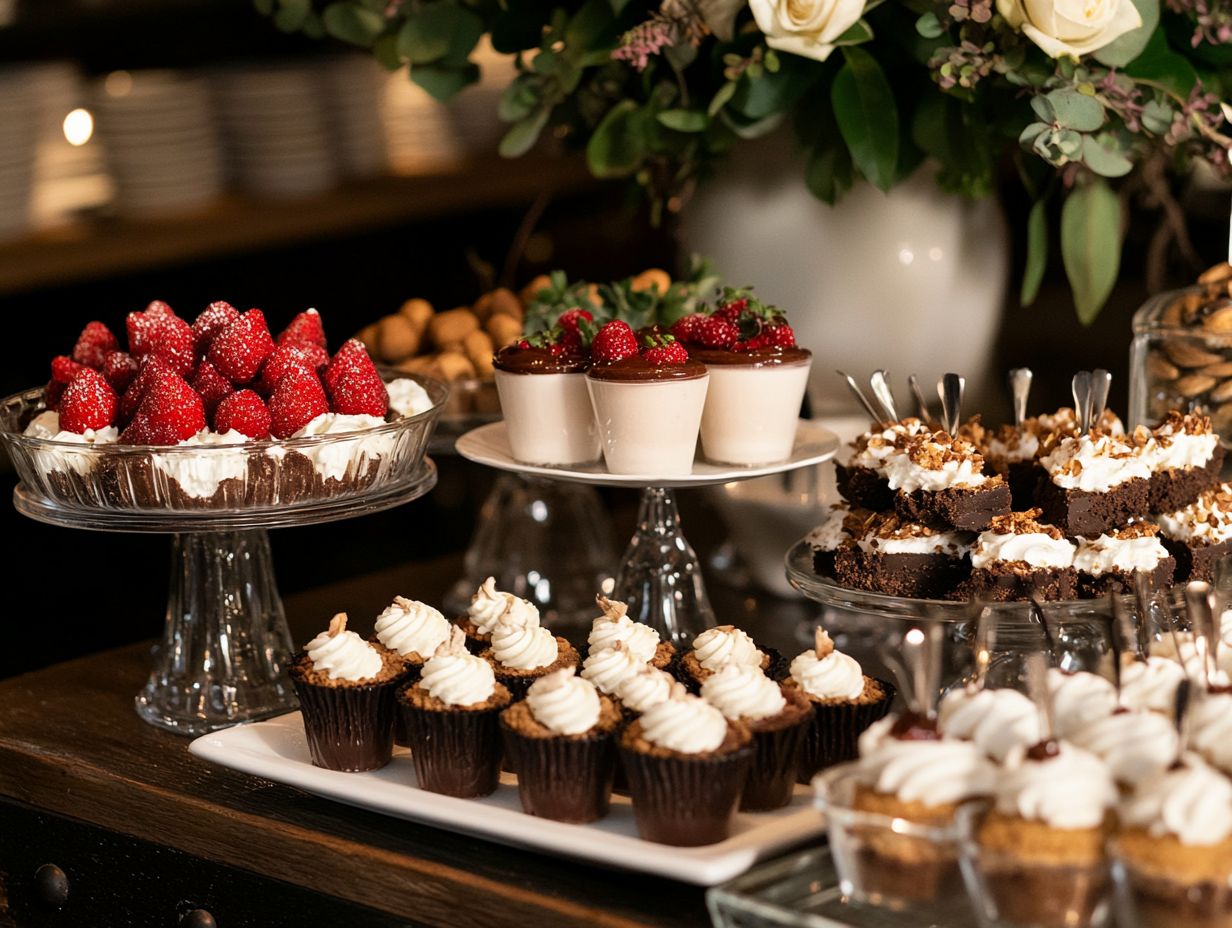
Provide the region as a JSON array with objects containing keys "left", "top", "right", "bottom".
[{"left": 0, "top": 556, "right": 715, "bottom": 928}]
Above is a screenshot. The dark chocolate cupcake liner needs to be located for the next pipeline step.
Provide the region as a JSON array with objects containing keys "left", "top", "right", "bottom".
[
  {"left": 291, "top": 669, "right": 409, "bottom": 773},
  {"left": 399, "top": 693, "right": 505, "bottom": 798},
  {"left": 500, "top": 720, "right": 616, "bottom": 823},
  {"left": 741, "top": 703, "right": 813, "bottom": 812},
  {"left": 678, "top": 646, "right": 788, "bottom": 693},
  {"left": 390, "top": 662, "right": 424, "bottom": 746},
  {"left": 796, "top": 679, "right": 896, "bottom": 784},
  {"left": 618, "top": 742, "right": 754, "bottom": 846}
]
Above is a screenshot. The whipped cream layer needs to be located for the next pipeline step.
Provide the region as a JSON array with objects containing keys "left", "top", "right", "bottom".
[
  {"left": 278, "top": 412, "right": 394, "bottom": 482},
  {"left": 616, "top": 665, "right": 675, "bottom": 714},
  {"left": 386, "top": 378, "right": 435, "bottom": 418},
  {"left": 420, "top": 633, "right": 497, "bottom": 706},
  {"left": 1073, "top": 531, "right": 1169, "bottom": 575},
  {"left": 581, "top": 644, "right": 644, "bottom": 695},
  {"left": 856, "top": 722, "right": 997, "bottom": 806},
  {"left": 639, "top": 692, "right": 729, "bottom": 754},
  {"left": 305, "top": 620, "right": 383, "bottom": 681},
  {"left": 490, "top": 616, "right": 558, "bottom": 671},
  {"left": 1121, "top": 755, "right": 1232, "bottom": 846},
  {"left": 526, "top": 669, "right": 601, "bottom": 735},
  {"left": 938, "top": 687, "right": 1041, "bottom": 762},
  {"left": 151, "top": 428, "right": 250, "bottom": 497},
  {"left": 1048, "top": 669, "right": 1116, "bottom": 738},
  {"left": 883, "top": 453, "right": 988, "bottom": 493},
  {"left": 1157, "top": 484, "right": 1232, "bottom": 545},
  {"left": 971, "top": 530, "right": 1075, "bottom": 569},
  {"left": 1149, "top": 413, "right": 1219, "bottom": 472},
  {"left": 701, "top": 664, "right": 786, "bottom": 721},
  {"left": 987, "top": 428, "right": 1040, "bottom": 465},
  {"left": 1069, "top": 709, "right": 1178, "bottom": 786},
  {"left": 849, "top": 419, "right": 931, "bottom": 471},
  {"left": 374, "top": 596, "right": 450, "bottom": 659},
  {"left": 587, "top": 598, "right": 660, "bottom": 663},
  {"left": 1042, "top": 432, "right": 1152, "bottom": 491},
  {"left": 467, "top": 577, "right": 517, "bottom": 636},
  {"left": 1120, "top": 656, "right": 1188, "bottom": 713},
  {"left": 24, "top": 410, "right": 120, "bottom": 474},
  {"left": 692, "top": 626, "right": 764, "bottom": 672},
  {"left": 789, "top": 642, "right": 865, "bottom": 701},
  {"left": 807, "top": 504, "right": 850, "bottom": 553},
  {"left": 857, "top": 529, "right": 970, "bottom": 556},
  {"left": 1189, "top": 691, "right": 1232, "bottom": 774},
  {"left": 996, "top": 742, "right": 1116, "bottom": 829}
]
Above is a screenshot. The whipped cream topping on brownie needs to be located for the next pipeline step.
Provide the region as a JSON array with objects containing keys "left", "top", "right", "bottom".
[
  {"left": 986, "top": 423, "right": 1041, "bottom": 464},
  {"left": 970, "top": 510, "right": 1075, "bottom": 569},
  {"left": 849, "top": 418, "right": 932, "bottom": 470},
  {"left": 853, "top": 511, "right": 971, "bottom": 556},
  {"left": 1041, "top": 427, "right": 1154, "bottom": 491},
  {"left": 639, "top": 687, "right": 729, "bottom": 754},
  {"left": 581, "top": 642, "right": 644, "bottom": 695},
  {"left": 789, "top": 628, "right": 865, "bottom": 700},
  {"left": 806, "top": 503, "right": 852, "bottom": 552},
  {"left": 1157, "top": 483, "right": 1232, "bottom": 544},
  {"left": 938, "top": 686, "right": 1041, "bottom": 762},
  {"left": 615, "top": 665, "right": 676, "bottom": 713},
  {"left": 996, "top": 741, "right": 1116, "bottom": 829},
  {"left": 1074, "top": 523, "right": 1169, "bottom": 575},
  {"left": 466, "top": 577, "right": 521, "bottom": 636},
  {"left": 1149, "top": 411, "right": 1220, "bottom": 471},
  {"left": 305, "top": 613, "right": 383, "bottom": 681},
  {"left": 420, "top": 627, "right": 497, "bottom": 706},
  {"left": 586, "top": 595, "right": 660, "bottom": 663},
  {"left": 692, "top": 625, "right": 764, "bottom": 672},
  {"left": 882, "top": 431, "right": 989, "bottom": 493},
  {"left": 701, "top": 663, "right": 786, "bottom": 721},
  {"left": 856, "top": 718, "right": 996, "bottom": 805},
  {"left": 490, "top": 606, "right": 558, "bottom": 670},
  {"left": 274, "top": 412, "right": 395, "bottom": 482},
  {"left": 1048, "top": 669, "right": 1117, "bottom": 738},
  {"left": 1121, "top": 755, "right": 1232, "bottom": 845},
  {"left": 374, "top": 596, "right": 450, "bottom": 659},
  {"left": 526, "top": 668, "right": 601, "bottom": 735}
]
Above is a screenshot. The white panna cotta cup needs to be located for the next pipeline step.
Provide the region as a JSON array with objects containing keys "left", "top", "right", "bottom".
[
  {"left": 494, "top": 349, "right": 600, "bottom": 466},
  {"left": 696, "top": 351, "right": 811, "bottom": 465},
  {"left": 586, "top": 361, "right": 709, "bottom": 475}
]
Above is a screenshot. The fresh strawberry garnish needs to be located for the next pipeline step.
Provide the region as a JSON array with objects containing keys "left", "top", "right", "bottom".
[
  {"left": 277, "top": 308, "right": 327, "bottom": 349},
  {"left": 669, "top": 314, "right": 705, "bottom": 343},
  {"left": 45, "top": 381, "right": 66, "bottom": 410},
  {"left": 120, "top": 370, "right": 205, "bottom": 445},
  {"left": 258, "top": 343, "right": 320, "bottom": 395},
  {"left": 207, "top": 309, "right": 276, "bottom": 384},
  {"left": 324, "top": 341, "right": 388, "bottom": 417},
  {"left": 713, "top": 297, "right": 748, "bottom": 321},
  {"left": 762, "top": 323, "right": 796, "bottom": 348},
  {"left": 731, "top": 337, "right": 765, "bottom": 352},
  {"left": 59, "top": 369, "right": 117, "bottom": 434},
  {"left": 118, "top": 357, "right": 174, "bottom": 425},
  {"left": 214, "top": 389, "right": 271, "bottom": 439},
  {"left": 268, "top": 367, "right": 329, "bottom": 439},
  {"left": 641, "top": 334, "right": 689, "bottom": 366},
  {"left": 698, "top": 315, "right": 739, "bottom": 349},
  {"left": 191, "top": 360, "right": 234, "bottom": 416},
  {"left": 590, "top": 320, "right": 638, "bottom": 363},
  {"left": 191, "top": 301, "right": 240, "bottom": 355},
  {"left": 101, "top": 351, "right": 139, "bottom": 393},
  {"left": 145, "top": 313, "right": 196, "bottom": 378},
  {"left": 322, "top": 338, "right": 378, "bottom": 395},
  {"left": 557, "top": 308, "right": 593, "bottom": 334},
  {"left": 71, "top": 321, "right": 119, "bottom": 369},
  {"left": 126, "top": 301, "right": 176, "bottom": 359},
  {"left": 51, "top": 355, "right": 85, "bottom": 384}
]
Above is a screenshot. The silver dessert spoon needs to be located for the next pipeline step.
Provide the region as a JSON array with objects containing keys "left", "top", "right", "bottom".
[
  {"left": 1008, "top": 368, "right": 1033, "bottom": 428},
  {"left": 838, "top": 370, "right": 886, "bottom": 426},
  {"left": 1072, "top": 371, "right": 1093, "bottom": 435},
  {"left": 869, "top": 370, "right": 899, "bottom": 424},
  {"left": 908, "top": 374, "right": 932, "bottom": 424},
  {"left": 937, "top": 373, "right": 965, "bottom": 437}
]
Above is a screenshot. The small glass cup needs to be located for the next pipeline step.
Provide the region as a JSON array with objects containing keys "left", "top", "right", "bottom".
[
  {"left": 1110, "top": 833, "right": 1232, "bottom": 928},
  {"left": 956, "top": 803, "right": 1114, "bottom": 928}
]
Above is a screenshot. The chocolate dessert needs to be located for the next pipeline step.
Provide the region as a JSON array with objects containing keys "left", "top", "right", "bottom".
[
  {"left": 1157, "top": 482, "right": 1232, "bottom": 582},
  {"left": 832, "top": 511, "right": 972, "bottom": 599},
  {"left": 886, "top": 430, "right": 1011, "bottom": 530},
  {"left": 1146, "top": 411, "right": 1225, "bottom": 513},
  {"left": 1036, "top": 427, "right": 1154, "bottom": 536},
  {"left": 835, "top": 418, "right": 933, "bottom": 512},
  {"left": 954, "top": 510, "right": 1078, "bottom": 601},
  {"left": 1073, "top": 522, "right": 1175, "bottom": 596}
]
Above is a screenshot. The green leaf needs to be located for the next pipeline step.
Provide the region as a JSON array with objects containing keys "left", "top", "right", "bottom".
[
  {"left": 805, "top": 139, "right": 854, "bottom": 204},
  {"left": 410, "top": 62, "right": 480, "bottom": 101},
  {"left": 499, "top": 75, "right": 541, "bottom": 122},
  {"left": 1094, "top": 0, "right": 1159, "bottom": 67},
  {"left": 500, "top": 105, "right": 552, "bottom": 156},
  {"left": 302, "top": 11, "right": 325, "bottom": 38},
  {"left": 730, "top": 53, "right": 817, "bottom": 121},
  {"left": 1022, "top": 199, "right": 1048, "bottom": 306},
  {"left": 1061, "top": 178, "right": 1122, "bottom": 325},
  {"left": 373, "top": 33, "right": 405, "bottom": 69},
  {"left": 832, "top": 19, "right": 874, "bottom": 45},
  {"left": 253, "top": 0, "right": 275, "bottom": 15},
  {"left": 916, "top": 11, "right": 944, "bottom": 38},
  {"left": 657, "top": 109, "right": 709, "bottom": 132},
  {"left": 1140, "top": 98, "right": 1173, "bottom": 134},
  {"left": 273, "top": 0, "right": 311, "bottom": 32},
  {"left": 1030, "top": 95, "right": 1054, "bottom": 123},
  {"left": 565, "top": 0, "right": 615, "bottom": 49},
  {"left": 586, "top": 100, "right": 646, "bottom": 178},
  {"left": 831, "top": 47, "right": 898, "bottom": 191},
  {"left": 1081, "top": 135, "right": 1134, "bottom": 177},
  {"left": 1045, "top": 89, "right": 1104, "bottom": 131},
  {"left": 1125, "top": 27, "right": 1198, "bottom": 95},
  {"left": 321, "top": 2, "right": 385, "bottom": 47},
  {"left": 397, "top": 2, "right": 482, "bottom": 65},
  {"left": 708, "top": 82, "right": 737, "bottom": 117}
]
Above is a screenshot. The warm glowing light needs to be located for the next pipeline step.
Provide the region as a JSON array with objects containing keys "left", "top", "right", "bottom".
[
  {"left": 905, "top": 628, "right": 925, "bottom": 646},
  {"left": 104, "top": 70, "right": 133, "bottom": 97},
  {"left": 62, "top": 108, "right": 94, "bottom": 146}
]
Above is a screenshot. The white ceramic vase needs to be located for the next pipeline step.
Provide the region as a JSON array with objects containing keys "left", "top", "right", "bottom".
[{"left": 678, "top": 135, "right": 1009, "bottom": 412}]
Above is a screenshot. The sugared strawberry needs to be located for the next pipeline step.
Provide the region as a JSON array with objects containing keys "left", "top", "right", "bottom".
[
  {"left": 557, "top": 308, "right": 593, "bottom": 334},
  {"left": 191, "top": 301, "right": 239, "bottom": 355},
  {"left": 591, "top": 320, "right": 638, "bottom": 363},
  {"left": 44, "top": 381, "right": 66, "bottom": 410},
  {"left": 59, "top": 369, "right": 117, "bottom": 434},
  {"left": 207, "top": 309, "right": 275, "bottom": 384},
  {"left": 669, "top": 314, "right": 705, "bottom": 343},
  {"left": 146, "top": 313, "right": 196, "bottom": 378},
  {"left": 268, "top": 367, "right": 329, "bottom": 439},
  {"left": 191, "top": 360, "right": 234, "bottom": 416},
  {"left": 71, "top": 321, "right": 119, "bottom": 369},
  {"left": 51, "top": 355, "right": 85, "bottom": 384},
  {"left": 322, "top": 338, "right": 378, "bottom": 393},
  {"left": 762, "top": 323, "right": 796, "bottom": 348},
  {"left": 277, "top": 308, "right": 327, "bottom": 349},
  {"left": 641, "top": 335, "right": 689, "bottom": 366},
  {"left": 120, "top": 370, "right": 205, "bottom": 445},
  {"left": 326, "top": 356, "right": 388, "bottom": 416},
  {"left": 126, "top": 300, "right": 176, "bottom": 359},
  {"left": 259, "top": 343, "right": 328, "bottom": 395},
  {"left": 214, "top": 389, "right": 271, "bottom": 439},
  {"left": 713, "top": 297, "right": 748, "bottom": 321},
  {"left": 101, "top": 351, "right": 139, "bottom": 393},
  {"left": 118, "top": 357, "right": 174, "bottom": 425},
  {"left": 698, "top": 316, "right": 739, "bottom": 349}
]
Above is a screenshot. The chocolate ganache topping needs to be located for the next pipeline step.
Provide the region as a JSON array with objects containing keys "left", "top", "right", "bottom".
[
  {"left": 588, "top": 353, "right": 707, "bottom": 381},
  {"left": 686, "top": 344, "right": 811, "bottom": 367},
  {"left": 494, "top": 344, "right": 589, "bottom": 374}
]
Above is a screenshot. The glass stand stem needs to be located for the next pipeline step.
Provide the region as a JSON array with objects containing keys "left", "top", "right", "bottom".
[
  {"left": 135, "top": 529, "right": 297, "bottom": 735},
  {"left": 613, "top": 486, "right": 715, "bottom": 647}
]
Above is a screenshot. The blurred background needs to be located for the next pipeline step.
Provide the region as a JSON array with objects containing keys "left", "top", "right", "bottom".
[{"left": 0, "top": 0, "right": 1228, "bottom": 680}]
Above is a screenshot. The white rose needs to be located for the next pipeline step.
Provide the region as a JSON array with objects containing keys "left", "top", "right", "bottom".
[
  {"left": 749, "top": 0, "right": 865, "bottom": 62},
  {"left": 996, "top": 0, "right": 1142, "bottom": 59}
]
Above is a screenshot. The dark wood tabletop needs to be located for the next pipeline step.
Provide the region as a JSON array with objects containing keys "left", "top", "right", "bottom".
[{"left": 0, "top": 554, "right": 717, "bottom": 928}]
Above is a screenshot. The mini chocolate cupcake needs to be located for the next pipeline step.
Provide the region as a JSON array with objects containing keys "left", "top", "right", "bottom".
[
  {"left": 398, "top": 627, "right": 512, "bottom": 798},
  {"left": 500, "top": 668, "right": 622, "bottom": 823},
  {"left": 587, "top": 595, "right": 676, "bottom": 671},
  {"left": 480, "top": 604, "right": 578, "bottom": 700},
  {"left": 455, "top": 576, "right": 520, "bottom": 653},
  {"left": 619, "top": 685, "right": 754, "bottom": 846},
  {"left": 679, "top": 625, "right": 771, "bottom": 690},
  {"left": 373, "top": 596, "right": 452, "bottom": 745},
  {"left": 701, "top": 664, "right": 813, "bottom": 811},
  {"left": 289, "top": 613, "right": 409, "bottom": 772},
  {"left": 787, "top": 627, "right": 894, "bottom": 782}
]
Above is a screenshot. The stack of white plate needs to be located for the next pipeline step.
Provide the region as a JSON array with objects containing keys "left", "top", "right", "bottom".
[
  {"left": 211, "top": 63, "right": 337, "bottom": 199},
  {"left": 322, "top": 55, "right": 388, "bottom": 178},
  {"left": 0, "top": 67, "right": 39, "bottom": 241},
  {"left": 92, "top": 70, "right": 225, "bottom": 217}
]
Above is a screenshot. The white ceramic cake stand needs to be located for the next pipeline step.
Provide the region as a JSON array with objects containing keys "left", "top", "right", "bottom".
[{"left": 456, "top": 420, "right": 839, "bottom": 646}]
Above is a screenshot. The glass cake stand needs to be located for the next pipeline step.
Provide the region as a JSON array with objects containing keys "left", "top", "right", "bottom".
[
  {"left": 456, "top": 420, "right": 840, "bottom": 646},
  {"left": 0, "top": 374, "right": 447, "bottom": 736}
]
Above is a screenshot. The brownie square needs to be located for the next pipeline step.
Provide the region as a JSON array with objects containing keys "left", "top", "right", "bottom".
[
  {"left": 953, "top": 562, "right": 1078, "bottom": 602},
  {"left": 1149, "top": 446, "right": 1226, "bottom": 513},
  {"left": 835, "top": 463, "right": 894, "bottom": 511},
  {"left": 1077, "top": 558, "right": 1175, "bottom": 597},
  {"left": 833, "top": 545, "right": 970, "bottom": 599},
  {"left": 894, "top": 482, "right": 1012, "bottom": 531},
  {"left": 1162, "top": 537, "right": 1232, "bottom": 583},
  {"left": 1034, "top": 476, "right": 1152, "bottom": 537}
]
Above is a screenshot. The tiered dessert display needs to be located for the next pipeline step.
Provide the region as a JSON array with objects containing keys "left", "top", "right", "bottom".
[
  {"left": 457, "top": 289, "right": 838, "bottom": 645},
  {"left": 0, "top": 302, "right": 446, "bottom": 735}
]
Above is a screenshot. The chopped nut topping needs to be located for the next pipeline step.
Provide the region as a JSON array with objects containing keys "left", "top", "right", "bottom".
[{"left": 985, "top": 509, "right": 1064, "bottom": 539}]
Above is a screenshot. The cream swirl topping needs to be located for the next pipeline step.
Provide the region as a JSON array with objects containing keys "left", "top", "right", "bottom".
[
  {"left": 374, "top": 596, "right": 450, "bottom": 659},
  {"left": 938, "top": 687, "right": 1041, "bottom": 762},
  {"left": 1189, "top": 691, "right": 1232, "bottom": 775},
  {"left": 305, "top": 613, "right": 383, "bottom": 681},
  {"left": 1048, "top": 669, "right": 1116, "bottom": 738},
  {"left": 420, "top": 626, "right": 496, "bottom": 706},
  {"left": 586, "top": 595, "right": 660, "bottom": 663},
  {"left": 1157, "top": 484, "right": 1232, "bottom": 545},
  {"left": 790, "top": 628, "right": 865, "bottom": 700},
  {"left": 856, "top": 723, "right": 997, "bottom": 806},
  {"left": 700, "top": 664, "right": 786, "bottom": 721},
  {"left": 882, "top": 454, "right": 988, "bottom": 493},
  {"left": 467, "top": 577, "right": 516, "bottom": 636},
  {"left": 996, "top": 742, "right": 1116, "bottom": 829},
  {"left": 807, "top": 504, "right": 850, "bottom": 553},
  {"left": 970, "top": 531, "right": 1075, "bottom": 569},
  {"left": 526, "top": 668, "right": 601, "bottom": 735},
  {"left": 490, "top": 608, "right": 558, "bottom": 670},
  {"left": 1041, "top": 431, "right": 1153, "bottom": 491},
  {"left": 1069, "top": 709, "right": 1178, "bottom": 785},
  {"left": 1073, "top": 533, "right": 1168, "bottom": 575},
  {"left": 849, "top": 419, "right": 931, "bottom": 470},
  {"left": 581, "top": 642, "right": 645, "bottom": 695},
  {"left": 1121, "top": 755, "right": 1232, "bottom": 846},
  {"left": 386, "top": 378, "right": 435, "bottom": 418},
  {"left": 692, "top": 625, "right": 764, "bottom": 672},
  {"left": 615, "top": 665, "right": 677, "bottom": 714},
  {"left": 1120, "top": 656, "right": 1188, "bottom": 713},
  {"left": 639, "top": 688, "right": 729, "bottom": 754}
]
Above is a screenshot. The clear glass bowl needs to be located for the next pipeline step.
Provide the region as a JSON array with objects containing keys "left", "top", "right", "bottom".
[{"left": 0, "top": 372, "right": 449, "bottom": 519}]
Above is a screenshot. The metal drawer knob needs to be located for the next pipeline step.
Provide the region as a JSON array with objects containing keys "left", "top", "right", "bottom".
[
  {"left": 182, "top": 909, "right": 217, "bottom": 928},
  {"left": 34, "top": 864, "right": 69, "bottom": 908}
]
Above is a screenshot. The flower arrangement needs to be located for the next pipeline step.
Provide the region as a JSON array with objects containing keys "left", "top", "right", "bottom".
[{"left": 260, "top": 0, "right": 1232, "bottom": 320}]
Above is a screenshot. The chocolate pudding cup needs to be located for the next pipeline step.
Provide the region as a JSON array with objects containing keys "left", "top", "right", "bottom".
[{"left": 494, "top": 346, "right": 600, "bottom": 466}]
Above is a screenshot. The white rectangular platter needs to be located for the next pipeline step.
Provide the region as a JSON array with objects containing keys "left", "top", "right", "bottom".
[{"left": 189, "top": 711, "right": 825, "bottom": 886}]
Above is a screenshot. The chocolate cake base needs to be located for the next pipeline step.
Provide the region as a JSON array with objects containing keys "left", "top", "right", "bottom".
[
  {"left": 1077, "top": 558, "right": 1175, "bottom": 597},
  {"left": 834, "top": 546, "right": 970, "bottom": 599},
  {"left": 894, "top": 482, "right": 1011, "bottom": 531},
  {"left": 953, "top": 563, "right": 1078, "bottom": 602},
  {"left": 1162, "top": 537, "right": 1232, "bottom": 583},
  {"left": 1149, "top": 446, "right": 1225, "bottom": 513},
  {"left": 1035, "top": 475, "right": 1151, "bottom": 537},
  {"left": 1004, "top": 460, "right": 1044, "bottom": 511},
  {"left": 835, "top": 463, "right": 893, "bottom": 511}
]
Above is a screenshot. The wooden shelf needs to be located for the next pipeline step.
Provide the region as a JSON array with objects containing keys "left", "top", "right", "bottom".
[{"left": 0, "top": 155, "right": 598, "bottom": 297}]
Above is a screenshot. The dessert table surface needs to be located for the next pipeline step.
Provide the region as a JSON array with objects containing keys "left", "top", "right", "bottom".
[{"left": 0, "top": 552, "right": 732, "bottom": 928}]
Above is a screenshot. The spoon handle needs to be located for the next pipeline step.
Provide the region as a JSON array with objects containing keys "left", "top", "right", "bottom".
[
  {"left": 837, "top": 370, "right": 885, "bottom": 426},
  {"left": 869, "top": 370, "right": 899, "bottom": 423},
  {"left": 1008, "top": 368, "right": 1033, "bottom": 428},
  {"left": 937, "top": 373, "right": 965, "bottom": 436}
]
